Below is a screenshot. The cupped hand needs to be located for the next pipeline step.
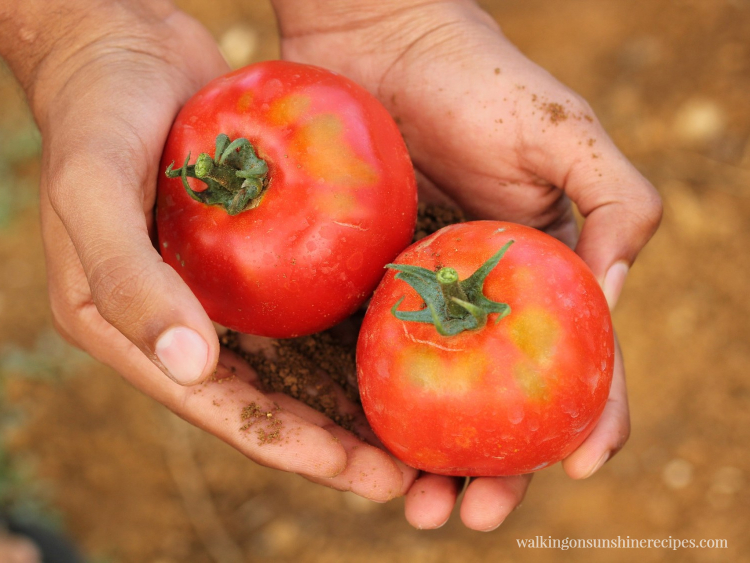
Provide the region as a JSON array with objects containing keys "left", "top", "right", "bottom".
[
  {"left": 276, "top": 0, "right": 662, "bottom": 530},
  {"left": 29, "top": 4, "right": 412, "bottom": 501}
]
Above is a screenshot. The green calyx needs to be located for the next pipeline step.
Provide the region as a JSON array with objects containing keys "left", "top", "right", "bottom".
[
  {"left": 387, "top": 240, "right": 514, "bottom": 336},
  {"left": 165, "top": 134, "right": 269, "bottom": 215}
]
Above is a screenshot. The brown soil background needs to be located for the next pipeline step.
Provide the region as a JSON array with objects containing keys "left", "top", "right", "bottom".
[{"left": 1, "top": 0, "right": 749, "bottom": 561}]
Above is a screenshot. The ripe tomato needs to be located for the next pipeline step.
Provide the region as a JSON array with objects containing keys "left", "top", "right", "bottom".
[
  {"left": 157, "top": 61, "right": 417, "bottom": 337},
  {"left": 357, "top": 221, "right": 614, "bottom": 476}
]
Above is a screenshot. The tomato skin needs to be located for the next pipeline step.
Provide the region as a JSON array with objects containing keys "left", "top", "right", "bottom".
[
  {"left": 157, "top": 61, "right": 417, "bottom": 337},
  {"left": 356, "top": 221, "right": 614, "bottom": 476}
]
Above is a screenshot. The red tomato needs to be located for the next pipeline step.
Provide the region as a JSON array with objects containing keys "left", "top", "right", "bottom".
[
  {"left": 357, "top": 221, "right": 614, "bottom": 476},
  {"left": 157, "top": 61, "right": 417, "bottom": 337}
]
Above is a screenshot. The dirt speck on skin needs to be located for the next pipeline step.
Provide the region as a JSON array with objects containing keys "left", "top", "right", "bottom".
[
  {"left": 542, "top": 102, "right": 569, "bottom": 124},
  {"left": 206, "top": 373, "right": 238, "bottom": 384},
  {"left": 240, "top": 402, "right": 283, "bottom": 444}
]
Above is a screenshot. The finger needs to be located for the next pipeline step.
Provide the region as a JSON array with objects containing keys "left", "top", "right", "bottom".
[
  {"left": 270, "top": 392, "right": 416, "bottom": 501},
  {"left": 40, "top": 187, "right": 118, "bottom": 357},
  {"left": 540, "top": 110, "right": 663, "bottom": 306},
  {"left": 41, "top": 185, "right": 212, "bottom": 385},
  {"left": 562, "top": 334, "right": 629, "bottom": 479},
  {"left": 537, "top": 191, "right": 578, "bottom": 249},
  {"left": 404, "top": 473, "right": 462, "bottom": 530},
  {"left": 459, "top": 474, "right": 532, "bottom": 532},
  {"left": 42, "top": 107, "right": 219, "bottom": 386},
  {"left": 0, "top": 535, "right": 42, "bottom": 563},
  {"left": 307, "top": 424, "right": 410, "bottom": 502},
  {"left": 179, "top": 358, "right": 348, "bottom": 477},
  {"left": 89, "top": 319, "right": 348, "bottom": 478},
  {"left": 40, "top": 197, "right": 88, "bottom": 352}
]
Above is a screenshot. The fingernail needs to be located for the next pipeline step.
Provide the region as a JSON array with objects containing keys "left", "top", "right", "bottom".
[
  {"left": 434, "top": 516, "right": 451, "bottom": 529},
  {"left": 602, "top": 262, "right": 629, "bottom": 310},
  {"left": 584, "top": 451, "right": 610, "bottom": 479},
  {"left": 482, "top": 521, "right": 504, "bottom": 532},
  {"left": 155, "top": 326, "right": 209, "bottom": 385}
]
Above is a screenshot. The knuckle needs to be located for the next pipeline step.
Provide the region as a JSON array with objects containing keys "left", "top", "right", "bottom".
[
  {"left": 45, "top": 151, "right": 91, "bottom": 216},
  {"left": 626, "top": 188, "right": 664, "bottom": 234},
  {"left": 87, "top": 255, "right": 156, "bottom": 328},
  {"left": 641, "top": 191, "right": 664, "bottom": 227},
  {"left": 609, "top": 398, "right": 632, "bottom": 453},
  {"left": 46, "top": 273, "right": 94, "bottom": 353},
  {"left": 612, "top": 428, "right": 631, "bottom": 456},
  {"left": 562, "top": 92, "right": 598, "bottom": 125},
  {"left": 45, "top": 136, "right": 144, "bottom": 219},
  {"left": 619, "top": 408, "right": 632, "bottom": 444},
  {"left": 49, "top": 310, "right": 82, "bottom": 350},
  {"left": 571, "top": 94, "right": 594, "bottom": 115}
]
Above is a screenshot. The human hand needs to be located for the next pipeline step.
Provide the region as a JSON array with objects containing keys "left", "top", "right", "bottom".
[
  {"left": 273, "top": 0, "right": 662, "bottom": 530},
  {"left": 0, "top": 532, "right": 41, "bottom": 563},
  {"left": 1, "top": 1, "right": 412, "bottom": 500}
]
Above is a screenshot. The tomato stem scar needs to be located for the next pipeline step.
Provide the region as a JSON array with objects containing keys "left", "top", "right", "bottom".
[{"left": 165, "top": 133, "right": 269, "bottom": 215}]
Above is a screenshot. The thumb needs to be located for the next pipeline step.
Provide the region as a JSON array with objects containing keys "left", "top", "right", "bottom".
[
  {"left": 543, "top": 113, "right": 663, "bottom": 308},
  {"left": 45, "top": 138, "right": 219, "bottom": 386}
]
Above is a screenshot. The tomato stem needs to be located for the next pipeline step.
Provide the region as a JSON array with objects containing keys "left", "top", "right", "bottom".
[
  {"left": 387, "top": 240, "right": 514, "bottom": 336},
  {"left": 165, "top": 134, "right": 269, "bottom": 215},
  {"left": 436, "top": 267, "right": 471, "bottom": 318}
]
